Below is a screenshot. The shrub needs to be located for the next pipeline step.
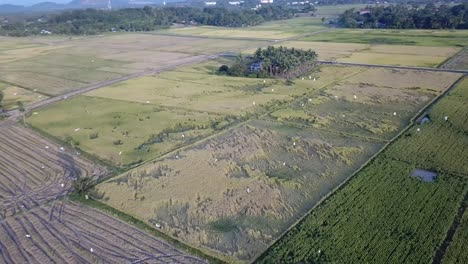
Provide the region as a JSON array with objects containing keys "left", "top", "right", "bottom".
[
  {"left": 89, "top": 132, "right": 99, "bottom": 139},
  {"left": 113, "top": 139, "right": 123, "bottom": 145}
]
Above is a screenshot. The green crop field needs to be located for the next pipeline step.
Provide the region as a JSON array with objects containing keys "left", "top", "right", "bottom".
[
  {"left": 300, "top": 29, "right": 468, "bottom": 47},
  {"left": 442, "top": 210, "right": 468, "bottom": 264},
  {"left": 163, "top": 17, "right": 327, "bottom": 40},
  {"left": 256, "top": 77, "right": 468, "bottom": 263}
]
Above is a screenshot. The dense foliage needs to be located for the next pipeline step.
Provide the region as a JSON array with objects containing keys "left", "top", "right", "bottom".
[
  {"left": 339, "top": 3, "right": 468, "bottom": 29},
  {"left": 0, "top": 6, "right": 296, "bottom": 36},
  {"left": 221, "top": 46, "right": 317, "bottom": 78},
  {"left": 253, "top": 46, "right": 317, "bottom": 76}
]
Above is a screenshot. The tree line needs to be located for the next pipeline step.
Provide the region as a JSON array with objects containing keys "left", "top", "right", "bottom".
[
  {"left": 339, "top": 3, "right": 468, "bottom": 29},
  {"left": 0, "top": 6, "right": 296, "bottom": 36}
]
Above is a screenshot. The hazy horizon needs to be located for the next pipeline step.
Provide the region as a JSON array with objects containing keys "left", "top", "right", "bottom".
[{"left": 0, "top": 0, "right": 70, "bottom": 6}]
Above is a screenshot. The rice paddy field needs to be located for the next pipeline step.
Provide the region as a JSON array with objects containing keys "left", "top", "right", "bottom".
[
  {"left": 269, "top": 68, "right": 462, "bottom": 139},
  {"left": 300, "top": 28, "right": 468, "bottom": 47},
  {"left": 441, "top": 47, "right": 468, "bottom": 70},
  {"left": 163, "top": 17, "right": 327, "bottom": 40},
  {"left": 27, "top": 61, "right": 363, "bottom": 166},
  {"left": 256, "top": 77, "right": 468, "bottom": 264},
  {"left": 96, "top": 119, "right": 383, "bottom": 261},
  {"left": 267, "top": 41, "right": 461, "bottom": 67},
  {"left": 7, "top": 17, "right": 468, "bottom": 264},
  {"left": 78, "top": 63, "right": 462, "bottom": 261},
  {"left": 442, "top": 210, "right": 468, "bottom": 264},
  {"left": 0, "top": 34, "right": 267, "bottom": 96}
]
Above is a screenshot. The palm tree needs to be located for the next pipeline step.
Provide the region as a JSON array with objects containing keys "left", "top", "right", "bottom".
[
  {"left": 0, "top": 91, "right": 4, "bottom": 113},
  {"left": 16, "top": 101, "right": 26, "bottom": 125}
]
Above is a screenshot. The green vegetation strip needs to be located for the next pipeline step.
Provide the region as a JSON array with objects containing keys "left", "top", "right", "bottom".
[{"left": 70, "top": 194, "right": 226, "bottom": 264}]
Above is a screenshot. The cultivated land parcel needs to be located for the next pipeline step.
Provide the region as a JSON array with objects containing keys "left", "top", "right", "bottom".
[{"left": 0, "top": 12, "right": 466, "bottom": 263}]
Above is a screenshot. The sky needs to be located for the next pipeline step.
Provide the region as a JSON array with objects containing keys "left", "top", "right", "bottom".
[{"left": 0, "top": 0, "right": 70, "bottom": 6}]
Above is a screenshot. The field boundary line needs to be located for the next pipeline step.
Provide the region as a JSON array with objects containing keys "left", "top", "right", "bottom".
[
  {"left": 318, "top": 61, "right": 468, "bottom": 74},
  {"left": 438, "top": 47, "right": 467, "bottom": 69},
  {"left": 261, "top": 116, "right": 389, "bottom": 143},
  {"left": 146, "top": 27, "right": 335, "bottom": 43},
  {"left": 252, "top": 73, "right": 467, "bottom": 263},
  {"left": 432, "top": 189, "right": 468, "bottom": 264}
]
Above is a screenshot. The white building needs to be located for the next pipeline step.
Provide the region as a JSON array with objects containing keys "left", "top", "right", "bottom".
[
  {"left": 205, "top": 2, "right": 217, "bottom": 6},
  {"left": 260, "top": 0, "right": 273, "bottom": 3}
]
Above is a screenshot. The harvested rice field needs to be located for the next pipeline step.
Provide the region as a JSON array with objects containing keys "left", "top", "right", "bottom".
[
  {"left": 0, "top": 200, "right": 207, "bottom": 264},
  {"left": 0, "top": 125, "right": 106, "bottom": 218},
  {"left": 0, "top": 34, "right": 266, "bottom": 96},
  {"left": 95, "top": 119, "right": 383, "bottom": 261}
]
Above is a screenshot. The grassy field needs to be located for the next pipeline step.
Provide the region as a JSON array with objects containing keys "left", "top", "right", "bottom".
[
  {"left": 256, "top": 77, "right": 468, "bottom": 263},
  {"left": 84, "top": 59, "right": 347, "bottom": 116},
  {"left": 163, "top": 17, "right": 327, "bottom": 40},
  {"left": 27, "top": 96, "right": 235, "bottom": 166},
  {"left": 300, "top": 29, "right": 468, "bottom": 47}
]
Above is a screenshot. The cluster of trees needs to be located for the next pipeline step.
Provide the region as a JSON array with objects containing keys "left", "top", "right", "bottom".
[
  {"left": 0, "top": 5, "right": 296, "bottom": 36},
  {"left": 339, "top": 3, "right": 468, "bottom": 29},
  {"left": 220, "top": 46, "right": 317, "bottom": 78},
  {"left": 254, "top": 46, "right": 317, "bottom": 76}
]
